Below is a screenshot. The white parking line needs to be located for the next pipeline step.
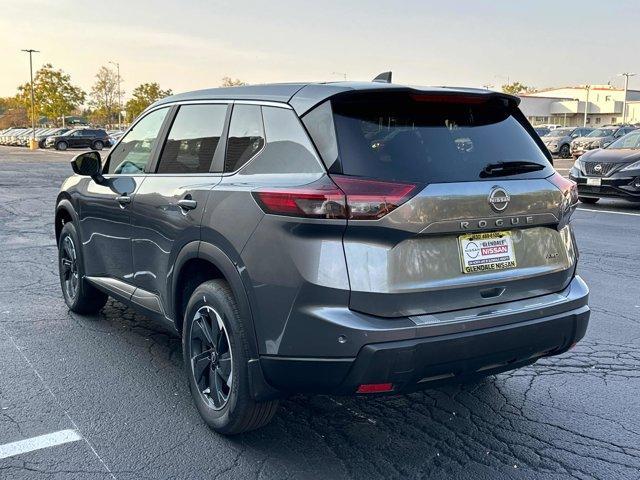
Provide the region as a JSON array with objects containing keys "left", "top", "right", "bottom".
[
  {"left": 0, "top": 429, "right": 82, "bottom": 460},
  {"left": 577, "top": 207, "right": 640, "bottom": 217}
]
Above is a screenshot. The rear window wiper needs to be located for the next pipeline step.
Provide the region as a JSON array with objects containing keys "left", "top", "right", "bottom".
[{"left": 480, "top": 161, "right": 545, "bottom": 178}]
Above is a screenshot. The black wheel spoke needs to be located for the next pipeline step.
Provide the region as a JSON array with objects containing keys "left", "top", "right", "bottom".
[
  {"left": 192, "top": 315, "right": 214, "bottom": 348},
  {"left": 191, "top": 350, "right": 212, "bottom": 387},
  {"left": 189, "top": 305, "right": 233, "bottom": 411},
  {"left": 217, "top": 354, "right": 232, "bottom": 386}
]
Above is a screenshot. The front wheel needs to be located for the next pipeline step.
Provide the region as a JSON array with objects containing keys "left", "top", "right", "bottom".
[
  {"left": 92, "top": 140, "right": 104, "bottom": 150},
  {"left": 579, "top": 197, "right": 599, "bottom": 204},
  {"left": 58, "top": 222, "right": 108, "bottom": 313},
  {"left": 183, "top": 280, "right": 279, "bottom": 434},
  {"left": 56, "top": 141, "right": 68, "bottom": 151},
  {"left": 559, "top": 144, "right": 571, "bottom": 158}
]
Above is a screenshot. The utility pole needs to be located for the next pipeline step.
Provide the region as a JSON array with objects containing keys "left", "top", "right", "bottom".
[
  {"left": 619, "top": 73, "right": 636, "bottom": 124},
  {"left": 583, "top": 85, "right": 590, "bottom": 127},
  {"left": 109, "top": 61, "right": 122, "bottom": 130},
  {"left": 21, "top": 49, "right": 39, "bottom": 148}
]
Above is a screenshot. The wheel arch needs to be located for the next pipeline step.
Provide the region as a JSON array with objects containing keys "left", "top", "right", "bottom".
[
  {"left": 55, "top": 197, "right": 78, "bottom": 245},
  {"left": 171, "top": 241, "right": 259, "bottom": 359}
]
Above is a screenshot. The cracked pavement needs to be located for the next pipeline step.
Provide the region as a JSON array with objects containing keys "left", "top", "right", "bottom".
[{"left": 0, "top": 147, "right": 639, "bottom": 479}]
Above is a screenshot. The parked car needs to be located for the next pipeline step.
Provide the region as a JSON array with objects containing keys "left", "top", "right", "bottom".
[
  {"left": 37, "top": 128, "right": 70, "bottom": 148},
  {"left": 46, "top": 128, "right": 110, "bottom": 150},
  {"left": 570, "top": 130, "right": 640, "bottom": 203},
  {"left": 55, "top": 81, "right": 589, "bottom": 434},
  {"left": 542, "top": 127, "right": 592, "bottom": 158},
  {"left": 534, "top": 126, "right": 550, "bottom": 137},
  {"left": 570, "top": 125, "right": 637, "bottom": 158}
]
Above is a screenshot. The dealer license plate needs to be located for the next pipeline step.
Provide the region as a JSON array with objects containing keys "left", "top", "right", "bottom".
[
  {"left": 458, "top": 231, "right": 517, "bottom": 274},
  {"left": 586, "top": 178, "right": 601, "bottom": 186}
]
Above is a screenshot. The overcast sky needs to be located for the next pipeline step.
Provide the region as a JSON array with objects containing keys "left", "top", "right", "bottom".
[{"left": 1, "top": 0, "right": 639, "bottom": 98}]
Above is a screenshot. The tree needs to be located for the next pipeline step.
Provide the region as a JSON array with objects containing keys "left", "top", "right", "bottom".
[
  {"left": 90, "top": 66, "right": 123, "bottom": 125},
  {"left": 16, "top": 64, "right": 85, "bottom": 126},
  {"left": 0, "top": 96, "right": 28, "bottom": 128},
  {"left": 221, "top": 76, "right": 247, "bottom": 87},
  {"left": 125, "top": 82, "right": 172, "bottom": 121},
  {"left": 501, "top": 82, "right": 533, "bottom": 95}
]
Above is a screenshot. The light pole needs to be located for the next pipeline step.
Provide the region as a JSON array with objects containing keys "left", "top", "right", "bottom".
[
  {"left": 21, "top": 49, "right": 39, "bottom": 147},
  {"left": 332, "top": 71, "right": 347, "bottom": 81},
  {"left": 109, "top": 61, "right": 122, "bottom": 130},
  {"left": 619, "top": 73, "right": 636, "bottom": 124},
  {"left": 583, "top": 85, "right": 590, "bottom": 127}
]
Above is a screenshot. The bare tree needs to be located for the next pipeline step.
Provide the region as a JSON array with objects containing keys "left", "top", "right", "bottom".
[
  {"left": 221, "top": 76, "right": 247, "bottom": 87},
  {"left": 90, "top": 66, "right": 123, "bottom": 125}
]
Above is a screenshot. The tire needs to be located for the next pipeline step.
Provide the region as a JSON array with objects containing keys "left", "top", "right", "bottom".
[
  {"left": 92, "top": 140, "right": 104, "bottom": 151},
  {"left": 579, "top": 197, "right": 599, "bottom": 204},
  {"left": 58, "top": 222, "right": 108, "bottom": 314},
  {"left": 56, "top": 141, "right": 68, "bottom": 151},
  {"left": 559, "top": 144, "right": 570, "bottom": 159},
  {"left": 183, "top": 279, "right": 279, "bottom": 435}
]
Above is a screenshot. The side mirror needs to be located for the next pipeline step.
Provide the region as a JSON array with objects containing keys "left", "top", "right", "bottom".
[{"left": 71, "top": 151, "right": 105, "bottom": 184}]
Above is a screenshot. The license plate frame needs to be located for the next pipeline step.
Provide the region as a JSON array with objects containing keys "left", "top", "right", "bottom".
[{"left": 458, "top": 231, "right": 517, "bottom": 274}]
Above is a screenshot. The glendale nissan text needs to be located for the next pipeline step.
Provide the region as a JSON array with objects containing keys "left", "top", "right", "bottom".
[{"left": 55, "top": 79, "right": 590, "bottom": 434}]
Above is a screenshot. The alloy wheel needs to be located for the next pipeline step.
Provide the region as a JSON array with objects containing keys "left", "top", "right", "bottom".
[
  {"left": 60, "top": 236, "right": 79, "bottom": 301},
  {"left": 189, "top": 305, "right": 233, "bottom": 410}
]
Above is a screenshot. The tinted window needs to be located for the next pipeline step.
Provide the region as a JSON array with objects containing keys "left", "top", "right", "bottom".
[
  {"left": 327, "top": 93, "right": 551, "bottom": 183},
  {"left": 224, "top": 104, "right": 264, "bottom": 172},
  {"left": 302, "top": 100, "right": 339, "bottom": 171},
  {"left": 239, "top": 106, "right": 323, "bottom": 175},
  {"left": 105, "top": 108, "right": 168, "bottom": 174},
  {"left": 156, "top": 104, "right": 227, "bottom": 174}
]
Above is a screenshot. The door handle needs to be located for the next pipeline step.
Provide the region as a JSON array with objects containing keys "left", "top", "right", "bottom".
[
  {"left": 116, "top": 195, "right": 131, "bottom": 206},
  {"left": 178, "top": 198, "right": 197, "bottom": 211}
]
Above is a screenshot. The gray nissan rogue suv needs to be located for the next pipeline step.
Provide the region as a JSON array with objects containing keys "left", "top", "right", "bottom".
[{"left": 55, "top": 81, "right": 590, "bottom": 434}]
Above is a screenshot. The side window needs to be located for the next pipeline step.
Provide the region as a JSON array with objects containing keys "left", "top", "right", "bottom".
[
  {"left": 301, "top": 100, "right": 339, "bottom": 172},
  {"left": 105, "top": 108, "right": 168, "bottom": 175},
  {"left": 240, "top": 106, "right": 324, "bottom": 175},
  {"left": 224, "top": 104, "right": 264, "bottom": 172},
  {"left": 156, "top": 104, "right": 227, "bottom": 174}
]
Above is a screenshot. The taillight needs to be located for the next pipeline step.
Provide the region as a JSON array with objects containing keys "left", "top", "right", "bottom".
[
  {"left": 252, "top": 177, "right": 346, "bottom": 219},
  {"left": 330, "top": 175, "right": 418, "bottom": 220},
  {"left": 548, "top": 172, "right": 578, "bottom": 214},
  {"left": 252, "top": 175, "right": 418, "bottom": 220}
]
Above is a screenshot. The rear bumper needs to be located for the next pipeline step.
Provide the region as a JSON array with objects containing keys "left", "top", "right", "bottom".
[{"left": 258, "top": 276, "right": 589, "bottom": 396}]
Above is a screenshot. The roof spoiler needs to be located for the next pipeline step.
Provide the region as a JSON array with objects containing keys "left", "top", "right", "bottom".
[{"left": 372, "top": 71, "right": 392, "bottom": 83}]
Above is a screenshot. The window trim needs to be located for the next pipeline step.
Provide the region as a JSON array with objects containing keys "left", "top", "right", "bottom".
[{"left": 107, "top": 99, "right": 296, "bottom": 177}]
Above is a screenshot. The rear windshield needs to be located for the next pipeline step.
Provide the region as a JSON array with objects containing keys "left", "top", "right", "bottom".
[{"left": 309, "top": 93, "right": 551, "bottom": 183}]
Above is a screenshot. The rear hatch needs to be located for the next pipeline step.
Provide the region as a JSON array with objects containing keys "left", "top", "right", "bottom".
[{"left": 304, "top": 90, "right": 577, "bottom": 317}]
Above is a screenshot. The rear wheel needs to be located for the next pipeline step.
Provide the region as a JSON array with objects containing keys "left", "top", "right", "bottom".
[
  {"left": 183, "top": 279, "right": 279, "bottom": 434},
  {"left": 56, "top": 141, "right": 68, "bottom": 151},
  {"left": 58, "top": 222, "right": 108, "bottom": 314},
  {"left": 559, "top": 144, "right": 570, "bottom": 158},
  {"left": 579, "top": 197, "right": 599, "bottom": 204},
  {"left": 92, "top": 140, "right": 104, "bottom": 150}
]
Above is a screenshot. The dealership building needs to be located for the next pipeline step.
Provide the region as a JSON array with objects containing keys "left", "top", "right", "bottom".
[{"left": 518, "top": 85, "right": 640, "bottom": 127}]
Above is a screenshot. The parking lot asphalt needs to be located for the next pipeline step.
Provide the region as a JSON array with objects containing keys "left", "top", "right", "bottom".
[{"left": 0, "top": 146, "right": 639, "bottom": 480}]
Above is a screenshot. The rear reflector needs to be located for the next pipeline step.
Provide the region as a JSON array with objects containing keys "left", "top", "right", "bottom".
[
  {"left": 356, "top": 383, "right": 394, "bottom": 394},
  {"left": 252, "top": 175, "right": 418, "bottom": 220}
]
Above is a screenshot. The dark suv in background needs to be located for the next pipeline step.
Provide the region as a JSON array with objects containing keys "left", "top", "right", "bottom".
[
  {"left": 55, "top": 81, "right": 589, "bottom": 434},
  {"left": 46, "top": 128, "right": 110, "bottom": 150}
]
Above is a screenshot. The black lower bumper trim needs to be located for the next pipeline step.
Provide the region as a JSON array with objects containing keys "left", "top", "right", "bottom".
[{"left": 260, "top": 305, "right": 590, "bottom": 395}]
